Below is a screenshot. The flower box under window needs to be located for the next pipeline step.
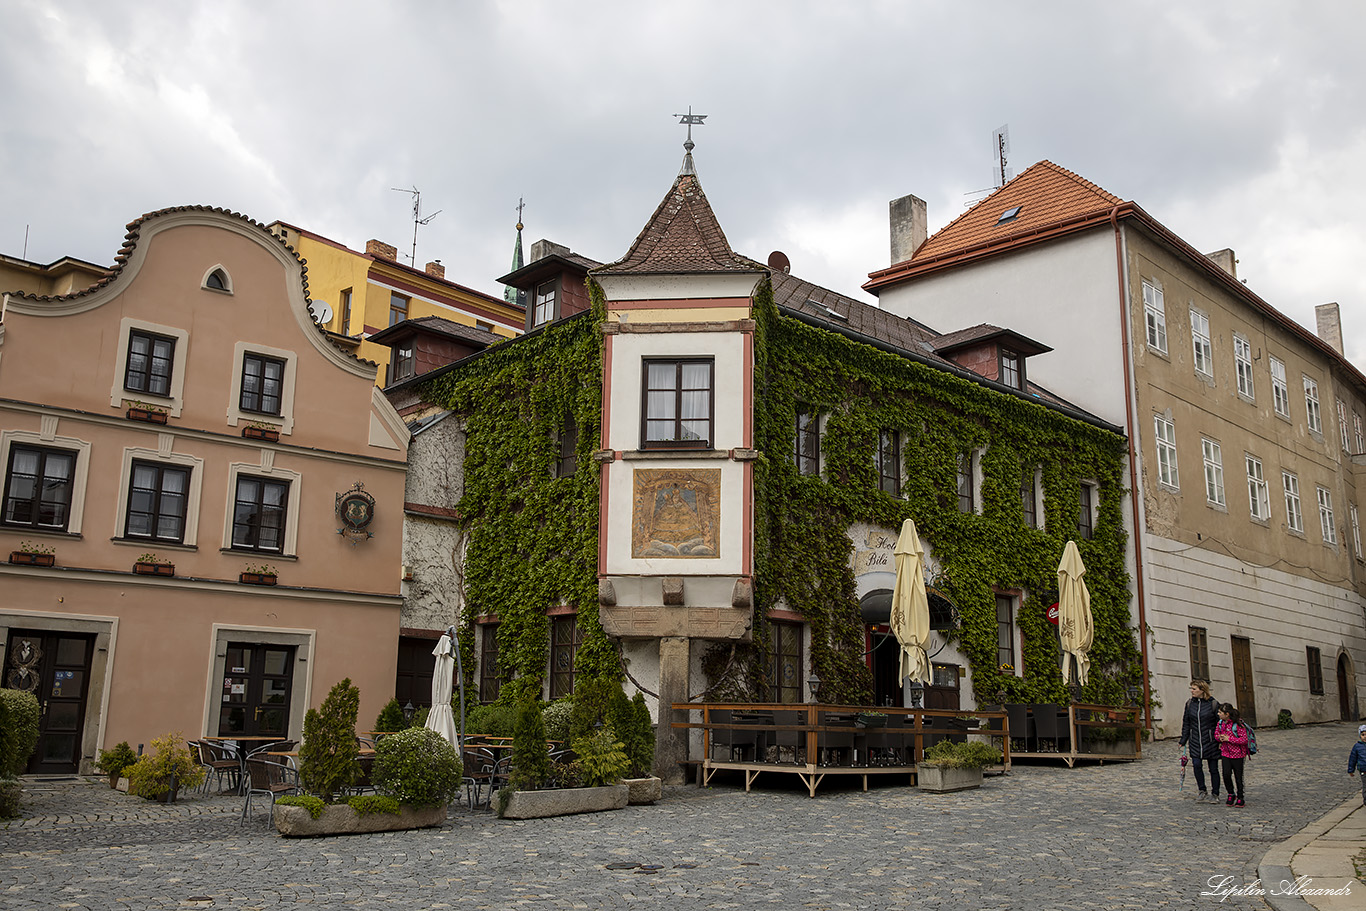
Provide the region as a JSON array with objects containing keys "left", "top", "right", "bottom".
[
  {"left": 9, "top": 551, "right": 55, "bottom": 567},
  {"left": 133, "top": 561, "right": 175, "bottom": 577},
  {"left": 239, "top": 571, "right": 277, "bottom": 586},
  {"left": 126, "top": 406, "right": 169, "bottom": 425},
  {"left": 241, "top": 425, "right": 280, "bottom": 442}
]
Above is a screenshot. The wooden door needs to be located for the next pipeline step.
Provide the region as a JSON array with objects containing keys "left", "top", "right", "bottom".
[
  {"left": 218, "top": 643, "right": 295, "bottom": 737},
  {"left": 3, "top": 630, "right": 94, "bottom": 774},
  {"left": 925, "top": 663, "right": 961, "bottom": 711},
  {"left": 395, "top": 636, "right": 437, "bottom": 709},
  {"left": 870, "top": 632, "right": 902, "bottom": 707},
  {"left": 1339, "top": 654, "right": 1353, "bottom": 721},
  {"left": 1230, "top": 636, "right": 1256, "bottom": 726}
]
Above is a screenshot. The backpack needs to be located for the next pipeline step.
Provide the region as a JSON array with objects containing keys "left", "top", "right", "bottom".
[{"left": 1245, "top": 724, "right": 1258, "bottom": 756}]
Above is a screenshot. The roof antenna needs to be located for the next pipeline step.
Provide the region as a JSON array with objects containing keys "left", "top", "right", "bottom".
[
  {"left": 963, "top": 123, "right": 1015, "bottom": 206},
  {"left": 673, "top": 106, "right": 707, "bottom": 176},
  {"left": 390, "top": 186, "right": 442, "bottom": 264}
]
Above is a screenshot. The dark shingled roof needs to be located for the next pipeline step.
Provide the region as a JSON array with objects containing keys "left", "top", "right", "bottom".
[
  {"left": 933, "top": 323, "right": 1052, "bottom": 357},
  {"left": 595, "top": 173, "right": 764, "bottom": 276},
  {"left": 367, "top": 315, "right": 503, "bottom": 348}
]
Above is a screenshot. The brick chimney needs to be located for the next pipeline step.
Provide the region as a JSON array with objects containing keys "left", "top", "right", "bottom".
[
  {"left": 889, "top": 194, "right": 928, "bottom": 266},
  {"left": 1315, "top": 303, "right": 1344, "bottom": 356},
  {"left": 425, "top": 260, "right": 445, "bottom": 280},
  {"left": 366, "top": 239, "right": 398, "bottom": 261},
  {"left": 1205, "top": 248, "right": 1238, "bottom": 279},
  {"left": 529, "top": 239, "right": 571, "bottom": 263}
]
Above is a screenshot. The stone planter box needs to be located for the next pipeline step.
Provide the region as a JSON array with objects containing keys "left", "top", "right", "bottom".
[
  {"left": 274, "top": 802, "right": 448, "bottom": 837},
  {"left": 500, "top": 784, "right": 629, "bottom": 819},
  {"left": 916, "top": 764, "right": 984, "bottom": 793},
  {"left": 623, "top": 776, "right": 662, "bottom": 805}
]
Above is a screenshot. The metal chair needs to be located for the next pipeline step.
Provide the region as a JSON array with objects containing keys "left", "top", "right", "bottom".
[
  {"left": 462, "top": 746, "right": 498, "bottom": 810},
  {"left": 195, "top": 740, "right": 242, "bottom": 794},
  {"left": 771, "top": 710, "right": 804, "bottom": 764},
  {"left": 1005, "top": 704, "right": 1034, "bottom": 753},
  {"left": 241, "top": 757, "right": 300, "bottom": 824},
  {"left": 1030, "top": 704, "right": 1068, "bottom": 753}
]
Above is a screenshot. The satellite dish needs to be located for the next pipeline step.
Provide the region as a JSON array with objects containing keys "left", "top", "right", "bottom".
[{"left": 309, "top": 300, "right": 334, "bottom": 325}]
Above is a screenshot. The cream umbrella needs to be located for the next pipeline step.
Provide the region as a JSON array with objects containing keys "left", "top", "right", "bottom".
[
  {"left": 891, "top": 518, "right": 932, "bottom": 686},
  {"left": 424, "top": 633, "right": 459, "bottom": 747},
  {"left": 1057, "top": 540, "right": 1094, "bottom": 687}
]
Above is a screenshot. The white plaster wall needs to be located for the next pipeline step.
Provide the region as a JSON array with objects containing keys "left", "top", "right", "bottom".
[
  {"left": 607, "top": 332, "right": 747, "bottom": 451},
  {"left": 877, "top": 230, "right": 1127, "bottom": 425},
  {"left": 604, "top": 460, "right": 745, "bottom": 575},
  {"left": 1144, "top": 534, "right": 1366, "bottom": 736}
]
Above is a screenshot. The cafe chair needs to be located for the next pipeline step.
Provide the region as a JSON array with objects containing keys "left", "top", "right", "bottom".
[
  {"left": 771, "top": 710, "right": 804, "bottom": 764},
  {"left": 194, "top": 740, "right": 242, "bottom": 795},
  {"left": 1030, "top": 704, "right": 1068, "bottom": 753},
  {"left": 1005, "top": 704, "right": 1035, "bottom": 754},
  {"left": 241, "top": 757, "right": 300, "bottom": 825}
]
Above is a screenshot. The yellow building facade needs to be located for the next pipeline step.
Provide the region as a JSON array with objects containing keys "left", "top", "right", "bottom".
[{"left": 268, "top": 222, "right": 523, "bottom": 385}]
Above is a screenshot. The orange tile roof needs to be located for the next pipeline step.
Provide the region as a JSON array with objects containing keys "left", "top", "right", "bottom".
[{"left": 912, "top": 160, "right": 1121, "bottom": 264}]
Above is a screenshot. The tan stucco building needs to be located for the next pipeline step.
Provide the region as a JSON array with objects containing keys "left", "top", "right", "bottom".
[
  {"left": 867, "top": 161, "right": 1366, "bottom": 733},
  {"left": 1, "top": 207, "right": 409, "bottom": 773}
]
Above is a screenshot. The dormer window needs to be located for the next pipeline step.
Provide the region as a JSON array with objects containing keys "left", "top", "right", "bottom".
[
  {"left": 1000, "top": 349, "right": 1022, "bottom": 389},
  {"left": 997, "top": 206, "right": 1022, "bottom": 225},
  {"left": 533, "top": 280, "right": 556, "bottom": 328}
]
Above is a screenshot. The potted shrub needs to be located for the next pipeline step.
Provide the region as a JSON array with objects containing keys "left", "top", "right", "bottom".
[
  {"left": 95, "top": 741, "right": 138, "bottom": 789},
  {"left": 917, "top": 740, "right": 1001, "bottom": 793},
  {"left": 610, "top": 689, "right": 660, "bottom": 804},
  {"left": 242, "top": 421, "right": 280, "bottom": 442},
  {"left": 275, "top": 727, "right": 461, "bottom": 837},
  {"left": 125, "top": 400, "right": 169, "bottom": 424},
  {"left": 125, "top": 732, "right": 205, "bottom": 802},
  {"left": 239, "top": 562, "right": 278, "bottom": 585},
  {"left": 9, "top": 541, "right": 55, "bottom": 567},
  {"left": 133, "top": 552, "right": 175, "bottom": 576},
  {"left": 298, "top": 678, "right": 361, "bottom": 802},
  {"left": 498, "top": 701, "right": 630, "bottom": 819}
]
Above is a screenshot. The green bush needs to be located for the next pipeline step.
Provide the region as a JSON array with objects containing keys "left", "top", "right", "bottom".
[
  {"left": 920, "top": 740, "right": 1001, "bottom": 770},
  {"left": 0, "top": 778, "right": 20, "bottom": 818},
  {"left": 568, "top": 678, "right": 617, "bottom": 742},
  {"left": 509, "top": 699, "right": 552, "bottom": 790},
  {"left": 465, "top": 702, "right": 516, "bottom": 738},
  {"left": 373, "top": 699, "right": 408, "bottom": 733},
  {"left": 299, "top": 678, "right": 361, "bottom": 802},
  {"left": 347, "top": 794, "right": 401, "bottom": 816},
  {"left": 627, "top": 693, "right": 655, "bottom": 778},
  {"left": 1277, "top": 709, "right": 1296, "bottom": 730},
  {"left": 276, "top": 794, "right": 325, "bottom": 819},
  {"left": 95, "top": 741, "right": 137, "bottom": 778},
  {"left": 570, "top": 728, "right": 629, "bottom": 787},
  {"left": 0, "top": 689, "right": 40, "bottom": 778},
  {"left": 372, "top": 727, "right": 462, "bottom": 808},
  {"left": 125, "top": 732, "right": 206, "bottom": 799},
  {"left": 541, "top": 699, "right": 573, "bottom": 744}
]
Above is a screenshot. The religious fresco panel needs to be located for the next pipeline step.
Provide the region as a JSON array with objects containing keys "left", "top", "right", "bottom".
[{"left": 631, "top": 468, "right": 721, "bottom": 558}]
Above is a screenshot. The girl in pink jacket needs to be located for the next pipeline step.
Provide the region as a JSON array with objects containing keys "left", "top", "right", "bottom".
[{"left": 1215, "top": 703, "right": 1250, "bottom": 807}]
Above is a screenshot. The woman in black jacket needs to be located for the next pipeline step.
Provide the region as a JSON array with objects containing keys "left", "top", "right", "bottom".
[{"left": 1178, "top": 679, "right": 1221, "bottom": 801}]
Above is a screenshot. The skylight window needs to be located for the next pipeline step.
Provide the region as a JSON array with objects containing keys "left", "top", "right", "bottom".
[{"left": 997, "top": 206, "right": 1023, "bottom": 225}]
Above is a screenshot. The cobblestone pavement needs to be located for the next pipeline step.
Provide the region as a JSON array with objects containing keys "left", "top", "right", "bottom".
[{"left": 2, "top": 721, "right": 1361, "bottom": 910}]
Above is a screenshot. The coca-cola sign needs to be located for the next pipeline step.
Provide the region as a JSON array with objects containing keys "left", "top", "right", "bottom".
[{"left": 1047, "top": 602, "right": 1060, "bottom": 625}]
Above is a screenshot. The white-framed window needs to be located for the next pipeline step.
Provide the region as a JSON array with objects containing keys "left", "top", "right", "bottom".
[
  {"left": 227, "top": 342, "right": 299, "bottom": 434},
  {"left": 115, "top": 446, "right": 204, "bottom": 546},
  {"left": 1283, "top": 471, "right": 1304, "bottom": 533},
  {"left": 108, "top": 318, "right": 190, "bottom": 417},
  {"left": 956, "top": 452, "right": 979, "bottom": 513},
  {"left": 1143, "top": 281, "right": 1167, "bottom": 354},
  {"left": 1201, "top": 438, "right": 1225, "bottom": 506},
  {"left": 1338, "top": 399, "right": 1350, "bottom": 452},
  {"left": 1077, "top": 481, "right": 1098, "bottom": 540},
  {"left": 1317, "top": 486, "right": 1336, "bottom": 544},
  {"left": 1154, "top": 415, "right": 1179, "bottom": 488},
  {"left": 1355, "top": 412, "right": 1364, "bottom": 454},
  {"left": 222, "top": 460, "right": 302, "bottom": 556},
  {"left": 1191, "top": 310, "right": 1212, "bottom": 377},
  {"left": 1233, "top": 335, "right": 1254, "bottom": 399},
  {"left": 1352, "top": 504, "right": 1362, "bottom": 559},
  {"left": 1270, "top": 357, "right": 1290, "bottom": 418},
  {"left": 533, "top": 280, "right": 556, "bottom": 328},
  {"left": 1246, "top": 455, "right": 1269, "bottom": 522},
  {"left": 201, "top": 265, "right": 232, "bottom": 294},
  {"left": 0, "top": 428, "right": 93, "bottom": 535},
  {"left": 1304, "top": 376, "right": 1322, "bottom": 434}
]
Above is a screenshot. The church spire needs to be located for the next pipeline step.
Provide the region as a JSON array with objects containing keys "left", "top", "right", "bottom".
[{"left": 503, "top": 198, "right": 526, "bottom": 308}]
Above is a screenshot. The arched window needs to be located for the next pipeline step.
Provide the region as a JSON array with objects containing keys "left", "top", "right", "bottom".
[{"left": 202, "top": 266, "right": 232, "bottom": 293}]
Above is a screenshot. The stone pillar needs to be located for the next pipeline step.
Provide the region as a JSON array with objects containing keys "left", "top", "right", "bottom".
[{"left": 653, "top": 636, "right": 690, "bottom": 784}]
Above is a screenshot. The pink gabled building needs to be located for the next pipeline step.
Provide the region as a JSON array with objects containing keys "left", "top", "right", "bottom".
[{"left": 0, "top": 206, "right": 409, "bottom": 773}]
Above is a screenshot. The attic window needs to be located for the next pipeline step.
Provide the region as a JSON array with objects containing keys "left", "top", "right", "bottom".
[
  {"left": 996, "top": 206, "right": 1023, "bottom": 225},
  {"left": 807, "top": 299, "right": 847, "bottom": 322},
  {"left": 202, "top": 267, "right": 232, "bottom": 293}
]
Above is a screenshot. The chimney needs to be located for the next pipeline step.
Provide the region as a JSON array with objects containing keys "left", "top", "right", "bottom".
[
  {"left": 529, "top": 239, "right": 571, "bottom": 263},
  {"left": 1315, "top": 303, "right": 1344, "bottom": 356},
  {"left": 889, "top": 194, "right": 928, "bottom": 266},
  {"left": 425, "top": 260, "right": 445, "bottom": 280},
  {"left": 1205, "top": 248, "right": 1237, "bottom": 279},
  {"left": 366, "top": 239, "right": 398, "bottom": 261}
]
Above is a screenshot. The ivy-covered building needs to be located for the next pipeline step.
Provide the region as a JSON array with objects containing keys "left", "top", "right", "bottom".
[{"left": 390, "top": 151, "right": 1142, "bottom": 780}]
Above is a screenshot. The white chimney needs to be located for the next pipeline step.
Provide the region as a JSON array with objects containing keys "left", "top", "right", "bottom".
[
  {"left": 889, "top": 194, "right": 928, "bottom": 266},
  {"left": 1315, "top": 303, "right": 1344, "bottom": 356},
  {"left": 1205, "top": 248, "right": 1237, "bottom": 279}
]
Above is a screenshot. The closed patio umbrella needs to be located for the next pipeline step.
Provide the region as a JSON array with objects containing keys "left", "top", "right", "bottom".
[
  {"left": 1057, "top": 540, "right": 1094, "bottom": 687},
  {"left": 424, "top": 633, "right": 459, "bottom": 747},
  {"left": 891, "top": 518, "right": 932, "bottom": 686}
]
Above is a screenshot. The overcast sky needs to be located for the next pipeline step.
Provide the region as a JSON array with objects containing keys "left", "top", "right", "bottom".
[{"left": 3, "top": 1, "right": 1364, "bottom": 361}]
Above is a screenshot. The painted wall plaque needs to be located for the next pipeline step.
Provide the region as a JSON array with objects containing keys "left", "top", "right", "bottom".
[{"left": 632, "top": 468, "right": 720, "bottom": 558}]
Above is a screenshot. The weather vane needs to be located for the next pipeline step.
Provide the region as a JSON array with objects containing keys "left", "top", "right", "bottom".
[{"left": 673, "top": 106, "right": 707, "bottom": 153}]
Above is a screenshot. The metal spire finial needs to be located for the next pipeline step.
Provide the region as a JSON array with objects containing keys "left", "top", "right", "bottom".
[
  {"left": 515, "top": 196, "right": 525, "bottom": 232},
  {"left": 673, "top": 106, "right": 707, "bottom": 176}
]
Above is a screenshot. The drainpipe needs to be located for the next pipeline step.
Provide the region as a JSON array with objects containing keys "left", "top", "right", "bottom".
[{"left": 1111, "top": 206, "right": 1152, "bottom": 732}]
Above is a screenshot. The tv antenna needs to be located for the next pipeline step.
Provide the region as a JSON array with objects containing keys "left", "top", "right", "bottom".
[
  {"left": 390, "top": 186, "right": 442, "bottom": 264},
  {"left": 964, "top": 123, "right": 1016, "bottom": 206}
]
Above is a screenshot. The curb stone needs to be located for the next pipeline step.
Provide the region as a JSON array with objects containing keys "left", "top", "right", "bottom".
[{"left": 1257, "top": 796, "right": 1362, "bottom": 911}]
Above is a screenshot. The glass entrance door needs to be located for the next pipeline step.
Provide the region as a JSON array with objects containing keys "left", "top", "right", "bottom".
[
  {"left": 3, "top": 630, "right": 94, "bottom": 774},
  {"left": 218, "top": 643, "right": 295, "bottom": 737}
]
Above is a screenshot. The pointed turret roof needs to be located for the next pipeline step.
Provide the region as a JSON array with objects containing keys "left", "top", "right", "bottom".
[{"left": 594, "top": 172, "right": 763, "bottom": 276}]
